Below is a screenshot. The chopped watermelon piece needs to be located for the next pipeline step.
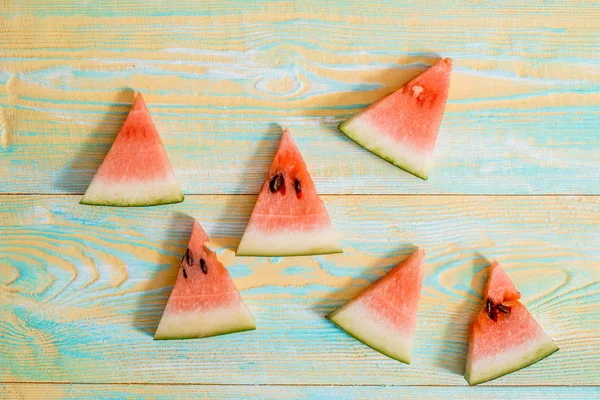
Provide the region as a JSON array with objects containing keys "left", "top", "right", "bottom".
[
  {"left": 465, "top": 261, "right": 558, "bottom": 385},
  {"left": 236, "top": 128, "right": 342, "bottom": 256},
  {"left": 80, "top": 92, "right": 184, "bottom": 207},
  {"left": 339, "top": 58, "right": 452, "bottom": 179},
  {"left": 154, "top": 220, "right": 255, "bottom": 339},
  {"left": 327, "top": 249, "right": 425, "bottom": 364}
]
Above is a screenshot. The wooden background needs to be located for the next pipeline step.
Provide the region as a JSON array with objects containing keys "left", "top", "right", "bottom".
[{"left": 1, "top": 0, "right": 599, "bottom": 398}]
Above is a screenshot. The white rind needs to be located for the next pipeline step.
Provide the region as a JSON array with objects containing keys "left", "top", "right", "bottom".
[
  {"left": 154, "top": 300, "right": 256, "bottom": 340},
  {"left": 329, "top": 301, "right": 413, "bottom": 364},
  {"left": 465, "top": 329, "right": 558, "bottom": 385},
  {"left": 236, "top": 224, "right": 342, "bottom": 256},
  {"left": 341, "top": 117, "right": 432, "bottom": 179},
  {"left": 80, "top": 175, "right": 183, "bottom": 206}
]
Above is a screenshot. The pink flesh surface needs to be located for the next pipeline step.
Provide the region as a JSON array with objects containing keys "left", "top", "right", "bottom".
[
  {"left": 485, "top": 260, "right": 521, "bottom": 304},
  {"left": 93, "top": 93, "right": 176, "bottom": 183},
  {"left": 469, "top": 262, "right": 544, "bottom": 359},
  {"left": 165, "top": 221, "right": 242, "bottom": 314},
  {"left": 355, "top": 58, "right": 452, "bottom": 154},
  {"left": 245, "top": 128, "right": 332, "bottom": 232},
  {"left": 346, "top": 249, "right": 425, "bottom": 335}
]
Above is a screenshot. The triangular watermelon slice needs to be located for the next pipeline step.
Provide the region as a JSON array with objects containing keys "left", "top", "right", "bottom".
[
  {"left": 154, "top": 220, "right": 255, "bottom": 339},
  {"left": 236, "top": 128, "right": 342, "bottom": 256},
  {"left": 465, "top": 261, "right": 559, "bottom": 385},
  {"left": 327, "top": 249, "right": 425, "bottom": 364},
  {"left": 80, "top": 92, "right": 184, "bottom": 206},
  {"left": 339, "top": 58, "right": 452, "bottom": 179}
]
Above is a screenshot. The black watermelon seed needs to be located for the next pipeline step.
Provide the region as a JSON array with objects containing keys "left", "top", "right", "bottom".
[
  {"left": 185, "top": 248, "right": 193, "bottom": 265},
  {"left": 490, "top": 308, "right": 499, "bottom": 322},
  {"left": 182, "top": 268, "right": 188, "bottom": 279},
  {"left": 485, "top": 298, "right": 492, "bottom": 315},
  {"left": 269, "top": 173, "right": 284, "bottom": 193},
  {"left": 294, "top": 178, "right": 301, "bottom": 195},
  {"left": 200, "top": 258, "right": 208, "bottom": 274},
  {"left": 497, "top": 304, "right": 511, "bottom": 314}
]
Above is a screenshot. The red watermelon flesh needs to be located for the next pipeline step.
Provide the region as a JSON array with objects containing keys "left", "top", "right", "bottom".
[
  {"left": 80, "top": 92, "right": 183, "bottom": 207},
  {"left": 327, "top": 249, "right": 425, "bottom": 364},
  {"left": 485, "top": 260, "right": 521, "bottom": 304},
  {"left": 236, "top": 128, "right": 342, "bottom": 256},
  {"left": 339, "top": 58, "right": 452, "bottom": 179},
  {"left": 465, "top": 261, "right": 558, "bottom": 385},
  {"left": 154, "top": 220, "right": 255, "bottom": 339}
]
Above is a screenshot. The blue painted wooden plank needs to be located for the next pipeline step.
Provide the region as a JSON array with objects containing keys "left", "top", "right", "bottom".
[
  {"left": 1, "top": 195, "right": 598, "bottom": 385},
  {"left": 1, "top": 0, "right": 598, "bottom": 195},
  {"left": 2, "top": 383, "right": 600, "bottom": 399},
  {"left": 0, "top": 87, "right": 598, "bottom": 194}
]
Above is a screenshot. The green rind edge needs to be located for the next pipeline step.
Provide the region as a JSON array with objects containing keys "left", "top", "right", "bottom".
[
  {"left": 338, "top": 120, "right": 428, "bottom": 180},
  {"left": 80, "top": 194, "right": 185, "bottom": 207},
  {"left": 326, "top": 312, "right": 411, "bottom": 365},
  {"left": 465, "top": 341, "right": 559, "bottom": 386},
  {"left": 153, "top": 324, "right": 256, "bottom": 341}
]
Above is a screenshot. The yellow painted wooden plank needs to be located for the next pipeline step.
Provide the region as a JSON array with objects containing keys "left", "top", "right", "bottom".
[
  {"left": 1, "top": 383, "right": 599, "bottom": 399},
  {"left": 1, "top": 195, "right": 598, "bottom": 385},
  {"left": 1, "top": 1, "right": 598, "bottom": 194}
]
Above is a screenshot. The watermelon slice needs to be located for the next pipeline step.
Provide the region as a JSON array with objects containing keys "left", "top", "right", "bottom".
[
  {"left": 80, "top": 92, "right": 184, "bottom": 206},
  {"left": 154, "top": 220, "right": 255, "bottom": 339},
  {"left": 465, "top": 261, "right": 559, "bottom": 385},
  {"left": 339, "top": 58, "right": 452, "bottom": 179},
  {"left": 327, "top": 249, "right": 425, "bottom": 364},
  {"left": 236, "top": 128, "right": 342, "bottom": 256}
]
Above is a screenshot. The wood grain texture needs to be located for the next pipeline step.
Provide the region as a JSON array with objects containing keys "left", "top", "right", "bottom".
[
  {"left": 1, "top": 0, "right": 599, "bottom": 195},
  {"left": 2, "top": 0, "right": 599, "bottom": 397},
  {"left": 1, "top": 195, "right": 598, "bottom": 385},
  {"left": 2, "top": 383, "right": 600, "bottom": 400}
]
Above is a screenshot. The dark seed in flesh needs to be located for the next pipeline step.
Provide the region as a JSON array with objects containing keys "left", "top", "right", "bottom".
[
  {"left": 269, "top": 173, "right": 284, "bottom": 193},
  {"left": 182, "top": 268, "right": 188, "bottom": 279},
  {"left": 185, "top": 248, "right": 193, "bottom": 265},
  {"left": 200, "top": 258, "right": 208, "bottom": 274},
  {"left": 294, "top": 178, "right": 301, "bottom": 195},
  {"left": 489, "top": 308, "right": 499, "bottom": 322},
  {"left": 485, "top": 298, "right": 492, "bottom": 315},
  {"left": 497, "top": 303, "right": 511, "bottom": 314}
]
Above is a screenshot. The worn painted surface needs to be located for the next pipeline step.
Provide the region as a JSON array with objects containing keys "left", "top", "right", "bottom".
[
  {"left": 1, "top": 0, "right": 599, "bottom": 398},
  {"left": 2, "top": 384, "right": 600, "bottom": 400},
  {"left": 1, "top": 195, "right": 599, "bottom": 388},
  {"left": 0, "top": 1, "right": 599, "bottom": 194}
]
